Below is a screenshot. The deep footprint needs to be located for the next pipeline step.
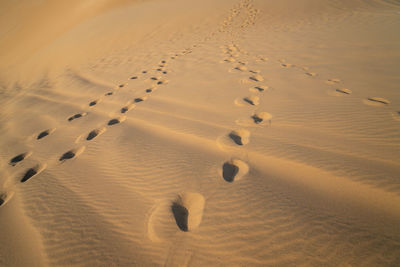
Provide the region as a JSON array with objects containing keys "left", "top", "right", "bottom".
[
  {"left": 244, "top": 96, "right": 260, "bottom": 106},
  {"left": 252, "top": 112, "right": 272, "bottom": 124},
  {"left": 89, "top": 99, "right": 100, "bottom": 106},
  {"left": 68, "top": 112, "right": 88, "bottom": 122},
  {"left": 20, "top": 164, "right": 46, "bottom": 183},
  {"left": 171, "top": 193, "right": 205, "bottom": 232},
  {"left": 229, "top": 129, "right": 250, "bottom": 145},
  {"left": 86, "top": 127, "right": 106, "bottom": 141},
  {"left": 121, "top": 103, "right": 135, "bottom": 113},
  {"left": 222, "top": 159, "right": 249, "bottom": 182},
  {"left": 9, "top": 151, "right": 33, "bottom": 166},
  {"left": 59, "top": 146, "right": 85, "bottom": 162},
  {"left": 37, "top": 128, "right": 55, "bottom": 140},
  {"left": 108, "top": 116, "right": 126, "bottom": 126},
  {"left": 134, "top": 96, "right": 148, "bottom": 103}
]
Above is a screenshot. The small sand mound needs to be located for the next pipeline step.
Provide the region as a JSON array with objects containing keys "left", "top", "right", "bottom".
[{"left": 171, "top": 193, "right": 205, "bottom": 232}]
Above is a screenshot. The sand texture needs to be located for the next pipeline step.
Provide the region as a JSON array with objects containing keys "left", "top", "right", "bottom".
[{"left": 1, "top": 0, "right": 400, "bottom": 266}]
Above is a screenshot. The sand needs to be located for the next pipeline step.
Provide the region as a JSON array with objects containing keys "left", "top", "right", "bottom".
[{"left": 1, "top": 0, "right": 400, "bottom": 266}]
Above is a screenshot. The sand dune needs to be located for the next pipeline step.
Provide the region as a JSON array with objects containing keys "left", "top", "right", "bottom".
[{"left": 1, "top": 0, "right": 400, "bottom": 266}]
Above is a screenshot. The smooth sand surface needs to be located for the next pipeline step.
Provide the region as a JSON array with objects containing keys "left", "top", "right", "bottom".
[{"left": 1, "top": 0, "right": 400, "bottom": 265}]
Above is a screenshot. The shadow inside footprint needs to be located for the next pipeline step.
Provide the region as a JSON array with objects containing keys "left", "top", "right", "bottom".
[
  {"left": 20, "top": 164, "right": 45, "bottom": 183},
  {"left": 108, "top": 119, "right": 119, "bottom": 125},
  {"left": 59, "top": 151, "right": 75, "bottom": 161},
  {"left": 68, "top": 113, "right": 85, "bottom": 122},
  {"left": 222, "top": 162, "right": 239, "bottom": 182},
  {"left": 171, "top": 202, "right": 189, "bottom": 232},
  {"left": 229, "top": 132, "right": 243, "bottom": 145},
  {"left": 9, "top": 152, "right": 31, "bottom": 166},
  {"left": 87, "top": 130, "right": 98, "bottom": 140},
  {"left": 37, "top": 129, "right": 54, "bottom": 140},
  {"left": 89, "top": 100, "right": 98, "bottom": 106},
  {"left": 0, "top": 195, "right": 4, "bottom": 207},
  {"left": 251, "top": 115, "right": 263, "bottom": 124}
]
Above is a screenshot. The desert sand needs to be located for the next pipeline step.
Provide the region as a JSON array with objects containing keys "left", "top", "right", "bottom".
[{"left": 1, "top": 0, "right": 400, "bottom": 266}]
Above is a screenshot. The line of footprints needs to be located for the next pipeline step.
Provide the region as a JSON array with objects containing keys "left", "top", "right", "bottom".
[
  {"left": 0, "top": 44, "right": 204, "bottom": 210},
  {"left": 1, "top": 0, "right": 257, "bottom": 235},
  {"left": 278, "top": 59, "right": 398, "bottom": 119}
]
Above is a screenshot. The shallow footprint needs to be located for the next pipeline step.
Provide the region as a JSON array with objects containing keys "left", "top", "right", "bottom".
[
  {"left": 37, "top": 128, "right": 56, "bottom": 140},
  {"left": 364, "top": 97, "right": 390, "bottom": 106},
  {"left": 68, "top": 112, "right": 88, "bottom": 122},
  {"left": 222, "top": 159, "right": 249, "bottom": 182},
  {"left": 252, "top": 112, "right": 272, "bottom": 124},
  {"left": 86, "top": 127, "right": 106, "bottom": 141},
  {"left": 326, "top": 78, "right": 341, "bottom": 84},
  {"left": 134, "top": 96, "right": 148, "bottom": 103},
  {"left": 0, "top": 191, "right": 15, "bottom": 208},
  {"left": 171, "top": 193, "right": 205, "bottom": 232},
  {"left": 121, "top": 103, "right": 135, "bottom": 113},
  {"left": 244, "top": 96, "right": 260, "bottom": 106},
  {"left": 108, "top": 116, "right": 126, "bottom": 126},
  {"left": 249, "top": 85, "right": 268, "bottom": 93},
  {"left": 89, "top": 99, "right": 101, "bottom": 107},
  {"left": 59, "top": 146, "right": 85, "bottom": 162},
  {"left": 229, "top": 129, "right": 250, "bottom": 145},
  {"left": 20, "top": 163, "right": 46, "bottom": 183},
  {"left": 249, "top": 74, "right": 264, "bottom": 82},
  {"left": 306, "top": 72, "right": 317, "bottom": 77},
  {"left": 9, "top": 151, "right": 33, "bottom": 166},
  {"left": 335, "top": 88, "right": 352, "bottom": 95}
]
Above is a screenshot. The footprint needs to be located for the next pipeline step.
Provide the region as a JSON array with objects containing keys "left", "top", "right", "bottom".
[
  {"left": 119, "top": 84, "right": 125, "bottom": 88},
  {"left": 233, "top": 65, "right": 247, "bottom": 71},
  {"left": 326, "top": 78, "right": 341, "bottom": 84},
  {"left": 150, "top": 77, "right": 159, "bottom": 81},
  {"left": 130, "top": 76, "right": 138, "bottom": 80},
  {"left": 156, "top": 80, "right": 167, "bottom": 85},
  {"left": 20, "top": 163, "right": 46, "bottom": 183},
  {"left": 249, "top": 74, "right": 264, "bottom": 82},
  {"left": 335, "top": 88, "right": 352, "bottom": 95},
  {"left": 9, "top": 151, "right": 33, "bottom": 166},
  {"left": 229, "top": 129, "right": 250, "bottom": 145},
  {"left": 243, "top": 96, "right": 260, "bottom": 106},
  {"left": 121, "top": 103, "right": 135, "bottom": 113},
  {"left": 162, "top": 71, "right": 168, "bottom": 74},
  {"left": 134, "top": 96, "right": 148, "bottom": 103},
  {"left": 142, "top": 70, "right": 148, "bottom": 74},
  {"left": 59, "top": 146, "right": 85, "bottom": 162},
  {"left": 68, "top": 112, "right": 88, "bottom": 122},
  {"left": 392, "top": 111, "right": 400, "bottom": 122},
  {"left": 108, "top": 116, "right": 126, "bottom": 126},
  {"left": 364, "top": 97, "right": 390, "bottom": 106},
  {"left": 0, "top": 191, "right": 14, "bottom": 208},
  {"left": 306, "top": 72, "right": 317, "bottom": 77},
  {"left": 252, "top": 112, "right": 272, "bottom": 124},
  {"left": 105, "top": 92, "right": 113, "bottom": 96},
  {"left": 222, "top": 159, "right": 249, "bottom": 182},
  {"left": 86, "top": 127, "right": 106, "bottom": 141},
  {"left": 249, "top": 70, "right": 260, "bottom": 74},
  {"left": 249, "top": 85, "right": 268, "bottom": 93},
  {"left": 171, "top": 193, "right": 205, "bottom": 232},
  {"left": 281, "top": 63, "right": 293, "bottom": 68},
  {"left": 89, "top": 99, "right": 101, "bottom": 107},
  {"left": 37, "top": 128, "right": 56, "bottom": 140}
]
